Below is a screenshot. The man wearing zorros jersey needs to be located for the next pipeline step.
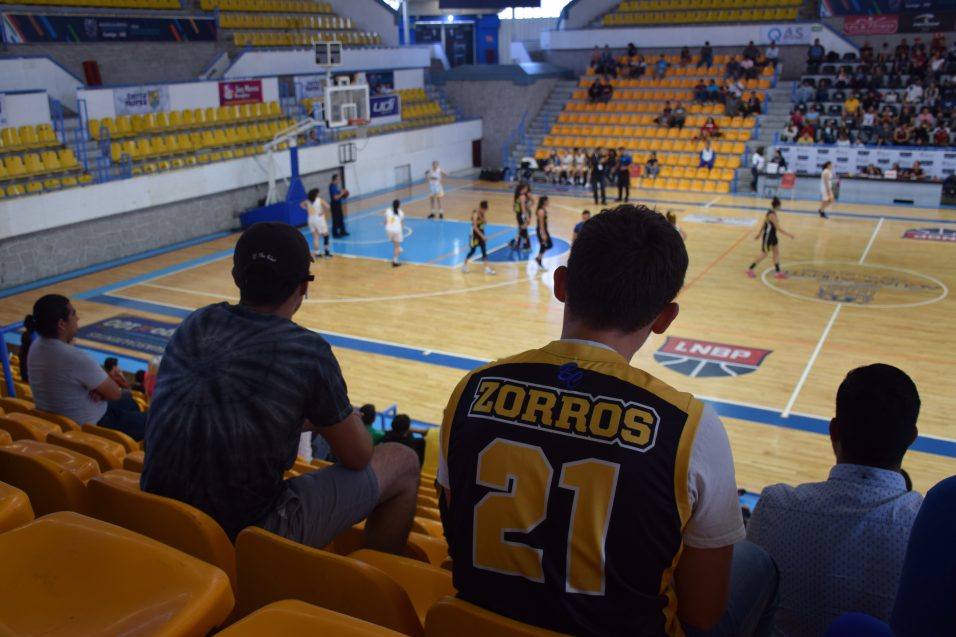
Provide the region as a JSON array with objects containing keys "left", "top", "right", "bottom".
[{"left": 439, "top": 205, "right": 779, "bottom": 637}]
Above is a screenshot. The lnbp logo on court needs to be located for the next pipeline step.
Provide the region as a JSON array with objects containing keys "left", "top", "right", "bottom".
[{"left": 654, "top": 337, "right": 771, "bottom": 378}]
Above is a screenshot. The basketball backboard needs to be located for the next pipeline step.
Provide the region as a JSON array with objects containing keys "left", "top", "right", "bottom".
[{"left": 325, "top": 84, "right": 370, "bottom": 129}]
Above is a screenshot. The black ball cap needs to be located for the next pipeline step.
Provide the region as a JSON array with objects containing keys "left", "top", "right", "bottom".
[{"left": 234, "top": 222, "right": 313, "bottom": 288}]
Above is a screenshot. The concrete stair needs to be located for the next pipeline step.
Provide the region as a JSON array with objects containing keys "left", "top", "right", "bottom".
[
  {"left": 505, "top": 79, "right": 578, "bottom": 171},
  {"left": 735, "top": 81, "right": 794, "bottom": 188}
]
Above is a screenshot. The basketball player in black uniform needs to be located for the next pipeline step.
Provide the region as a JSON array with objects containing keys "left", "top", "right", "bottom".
[
  {"left": 462, "top": 201, "right": 496, "bottom": 275},
  {"left": 746, "top": 197, "right": 794, "bottom": 279},
  {"left": 510, "top": 183, "right": 532, "bottom": 253},
  {"left": 534, "top": 195, "right": 552, "bottom": 271},
  {"left": 438, "top": 205, "right": 777, "bottom": 637}
]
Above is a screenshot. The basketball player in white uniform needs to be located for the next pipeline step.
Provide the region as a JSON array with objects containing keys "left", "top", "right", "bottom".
[
  {"left": 819, "top": 161, "right": 834, "bottom": 219},
  {"left": 426, "top": 160, "right": 448, "bottom": 219},
  {"left": 300, "top": 188, "right": 332, "bottom": 258},
  {"left": 384, "top": 198, "right": 405, "bottom": 267}
]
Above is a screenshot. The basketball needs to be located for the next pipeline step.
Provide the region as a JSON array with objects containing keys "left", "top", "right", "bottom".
[{"left": 341, "top": 189, "right": 350, "bottom": 198}]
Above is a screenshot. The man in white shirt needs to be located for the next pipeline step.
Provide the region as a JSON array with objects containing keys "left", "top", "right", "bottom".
[
  {"left": 905, "top": 80, "right": 924, "bottom": 104},
  {"left": 751, "top": 148, "right": 766, "bottom": 192}
]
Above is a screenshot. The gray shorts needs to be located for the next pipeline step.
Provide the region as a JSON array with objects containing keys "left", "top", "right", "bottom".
[{"left": 256, "top": 464, "right": 379, "bottom": 549}]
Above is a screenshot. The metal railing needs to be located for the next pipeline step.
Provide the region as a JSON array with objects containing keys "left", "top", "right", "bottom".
[{"left": 0, "top": 322, "right": 23, "bottom": 400}]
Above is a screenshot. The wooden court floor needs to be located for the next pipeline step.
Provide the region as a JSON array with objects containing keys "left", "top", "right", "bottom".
[{"left": 2, "top": 176, "right": 955, "bottom": 493}]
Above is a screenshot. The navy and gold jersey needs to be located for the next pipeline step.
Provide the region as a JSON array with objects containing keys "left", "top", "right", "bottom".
[
  {"left": 761, "top": 210, "right": 778, "bottom": 252},
  {"left": 440, "top": 341, "right": 703, "bottom": 637}
]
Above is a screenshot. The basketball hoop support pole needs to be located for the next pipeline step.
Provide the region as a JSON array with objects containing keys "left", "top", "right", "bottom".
[{"left": 286, "top": 141, "right": 306, "bottom": 206}]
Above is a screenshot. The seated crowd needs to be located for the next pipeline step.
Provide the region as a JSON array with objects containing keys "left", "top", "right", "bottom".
[
  {"left": 783, "top": 35, "right": 956, "bottom": 148},
  {"left": 8, "top": 209, "right": 954, "bottom": 636}
]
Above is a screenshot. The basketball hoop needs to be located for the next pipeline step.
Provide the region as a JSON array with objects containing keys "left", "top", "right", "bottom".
[{"left": 349, "top": 118, "right": 371, "bottom": 149}]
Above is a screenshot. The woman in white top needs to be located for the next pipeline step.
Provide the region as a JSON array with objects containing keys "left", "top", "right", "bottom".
[
  {"left": 819, "top": 161, "right": 834, "bottom": 218},
  {"left": 426, "top": 160, "right": 448, "bottom": 219},
  {"left": 384, "top": 199, "right": 405, "bottom": 267},
  {"left": 574, "top": 148, "right": 589, "bottom": 186},
  {"left": 300, "top": 188, "right": 332, "bottom": 258}
]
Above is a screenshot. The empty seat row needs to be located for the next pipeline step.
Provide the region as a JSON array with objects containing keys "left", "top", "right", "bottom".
[
  {"left": 605, "top": 6, "right": 798, "bottom": 24},
  {"left": 0, "top": 175, "right": 93, "bottom": 199},
  {"left": 220, "top": 12, "right": 353, "bottom": 30},
  {"left": 0, "top": 124, "right": 58, "bottom": 153},
  {"left": 403, "top": 102, "right": 443, "bottom": 120},
  {"left": 572, "top": 89, "right": 765, "bottom": 105},
  {"left": 200, "top": 0, "right": 334, "bottom": 13},
  {"left": 109, "top": 119, "right": 293, "bottom": 162},
  {"left": 233, "top": 29, "right": 381, "bottom": 47},
  {"left": 88, "top": 101, "right": 283, "bottom": 140},
  {"left": 567, "top": 101, "right": 738, "bottom": 115},
  {"left": 0, "top": 149, "right": 80, "bottom": 181},
  {"left": 129, "top": 145, "right": 275, "bottom": 176},
  {"left": 396, "top": 88, "right": 428, "bottom": 104}
]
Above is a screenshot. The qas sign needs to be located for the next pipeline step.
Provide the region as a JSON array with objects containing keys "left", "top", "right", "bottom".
[{"left": 764, "top": 25, "right": 808, "bottom": 45}]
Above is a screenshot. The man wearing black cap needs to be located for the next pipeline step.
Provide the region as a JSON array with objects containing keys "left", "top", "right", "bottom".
[{"left": 142, "top": 222, "right": 420, "bottom": 552}]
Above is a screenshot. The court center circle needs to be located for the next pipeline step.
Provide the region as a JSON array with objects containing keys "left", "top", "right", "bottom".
[{"left": 761, "top": 261, "right": 948, "bottom": 308}]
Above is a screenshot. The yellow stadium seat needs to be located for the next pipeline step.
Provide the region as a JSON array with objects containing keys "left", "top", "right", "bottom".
[
  {"left": 58, "top": 149, "right": 79, "bottom": 170},
  {"left": 88, "top": 469, "right": 237, "bottom": 591},
  {"left": 425, "top": 597, "right": 571, "bottom": 637},
  {"left": 0, "top": 440, "right": 98, "bottom": 515},
  {"left": 219, "top": 600, "right": 407, "bottom": 636},
  {"left": 0, "top": 397, "right": 33, "bottom": 415},
  {"left": 0, "top": 511, "right": 234, "bottom": 636},
  {"left": 46, "top": 431, "right": 126, "bottom": 472},
  {"left": 235, "top": 527, "right": 424, "bottom": 633},
  {"left": 349, "top": 549, "right": 456, "bottom": 623},
  {"left": 81, "top": 423, "right": 140, "bottom": 453},
  {"left": 0, "top": 413, "right": 62, "bottom": 442},
  {"left": 124, "top": 450, "right": 145, "bottom": 472},
  {"left": 0, "top": 480, "right": 34, "bottom": 534}
]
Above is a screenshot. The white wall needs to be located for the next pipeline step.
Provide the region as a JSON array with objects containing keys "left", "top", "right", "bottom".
[
  {"left": 0, "top": 119, "right": 482, "bottom": 240},
  {"left": 562, "top": 0, "right": 619, "bottom": 29},
  {"left": 0, "top": 57, "right": 83, "bottom": 111},
  {"left": 224, "top": 47, "right": 432, "bottom": 79},
  {"left": 1, "top": 92, "right": 52, "bottom": 128},
  {"left": 392, "top": 69, "right": 425, "bottom": 91},
  {"left": 77, "top": 78, "right": 281, "bottom": 121},
  {"left": 543, "top": 23, "right": 856, "bottom": 55}
]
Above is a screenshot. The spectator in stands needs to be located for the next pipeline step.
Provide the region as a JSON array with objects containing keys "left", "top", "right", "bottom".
[
  {"left": 653, "top": 53, "right": 669, "bottom": 80},
  {"left": 698, "top": 116, "right": 720, "bottom": 140},
  {"left": 891, "top": 475, "right": 956, "bottom": 636},
  {"left": 843, "top": 92, "right": 861, "bottom": 117},
  {"left": 626, "top": 42, "right": 637, "bottom": 58},
  {"left": 748, "top": 363, "right": 922, "bottom": 637},
  {"left": 725, "top": 56, "right": 741, "bottom": 80},
  {"left": 599, "top": 77, "right": 614, "bottom": 103},
  {"left": 905, "top": 79, "right": 924, "bottom": 104},
  {"left": 860, "top": 41, "right": 874, "bottom": 64},
  {"left": 877, "top": 42, "right": 892, "bottom": 65},
  {"left": 705, "top": 79, "right": 720, "bottom": 103},
  {"left": 589, "top": 46, "right": 601, "bottom": 69},
  {"left": 724, "top": 91, "right": 741, "bottom": 117},
  {"left": 765, "top": 41, "right": 780, "bottom": 72},
  {"left": 914, "top": 122, "right": 932, "bottom": 145},
  {"left": 916, "top": 106, "right": 936, "bottom": 128},
  {"left": 628, "top": 54, "right": 647, "bottom": 78},
  {"left": 599, "top": 45, "right": 616, "bottom": 76},
  {"left": 103, "top": 357, "right": 132, "bottom": 391},
  {"left": 679, "top": 46, "right": 692, "bottom": 67},
  {"left": 694, "top": 79, "right": 708, "bottom": 104},
  {"left": 588, "top": 78, "right": 601, "bottom": 103},
  {"left": 819, "top": 121, "right": 838, "bottom": 144},
  {"left": 893, "top": 122, "right": 913, "bottom": 145},
  {"left": 438, "top": 205, "right": 778, "bottom": 637},
  {"left": 795, "top": 80, "right": 814, "bottom": 105},
  {"left": 699, "top": 140, "right": 716, "bottom": 170},
  {"left": 933, "top": 121, "right": 952, "bottom": 146},
  {"left": 22, "top": 294, "right": 147, "bottom": 439},
  {"left": 808, "top": 39, "right": 826, "bottom": 69},
  {"left": 797, "top": 128, "right": 815, "bottom": 144},
  {"left": 869, "top": 64, "right": 885, "bottom": 90},
  {"left": 699, "top": 41, "right": 713, "bottom": 68},
  {"left": 859, "top": 105, "right": 877, "bottom": 144},
  {"left": 359, "top": 404, "right": 384, "bottom": 445},
  {"left": 671, "top": 101, "right": 687, "bottom": 129},
  {"left": 834, "top": 67, "right": 851, "bottom": 89},
  {"left": 742, "top": 95, "right": 762, "bottom": 117},
  {"left": 381, "top": 414, "right": 424, "bottom": 467},
  {"left": 644, "top": 151, "right": 660, "bottom": 178},
  {"left": 655, "top": 101, "right": 673, "bottom": 127},
  {"left": 836, "top": 129, "right": 852, "bottom": 146},
  {"left": 781, "top": 121, "right": 799, "bottom": 143},
  {"left": 742, "top": 41, "right": 759, "bottom": 63},
  {"left": 141, "top": 222, "right": 421, "bottom": 550},
  {"left": 739, "top": 56, "right": 757, "bottom": 81}
]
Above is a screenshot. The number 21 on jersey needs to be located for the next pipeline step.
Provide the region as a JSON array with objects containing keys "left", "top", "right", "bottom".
[{"left": 472, "top": 438, "right": 621, "bottom": 595}]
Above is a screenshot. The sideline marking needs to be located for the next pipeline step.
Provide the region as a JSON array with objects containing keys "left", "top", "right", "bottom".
[{"left": 781, "top": 303, "right": 841, "bottom": 418}]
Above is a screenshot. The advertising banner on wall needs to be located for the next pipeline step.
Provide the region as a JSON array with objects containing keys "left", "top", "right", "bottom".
[
  {"left": 776, "top": 144, "right": 954, "bottom": 178},
  {"left": 113, "top": 85, "right": 170, "bottom": 116},
  {"left": 294, "top": 74, "right": 326, "bottom": 100},
  {"left": 0, "top": 94, "right": 6, "bottom": 126},
  {"left": 0, "top": 13, "right": 216, "bottom": 43},
  {"left": 899, "top": 10, "right": 956, "bottom": 31},
  {"left": 219, "top": 80, "right": 262, "bottom": 106},
  {"left": 763, "top": 25, "right": 810, "bottom": 45},
  {"left": 843, "top": 15, "right": 900, "bottom": 35},
  {"left": 370, "top": 94, "right": 401, "bottom": 120}
]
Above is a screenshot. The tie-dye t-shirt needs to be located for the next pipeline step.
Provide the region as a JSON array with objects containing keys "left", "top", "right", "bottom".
[{"left": 141, "top": 303, "right": 353, "bottom": 539}]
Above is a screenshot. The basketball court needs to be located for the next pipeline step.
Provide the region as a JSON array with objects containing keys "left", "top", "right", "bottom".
[{"left": 3, "top": 176, "right": 954, "bottom": 493}]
